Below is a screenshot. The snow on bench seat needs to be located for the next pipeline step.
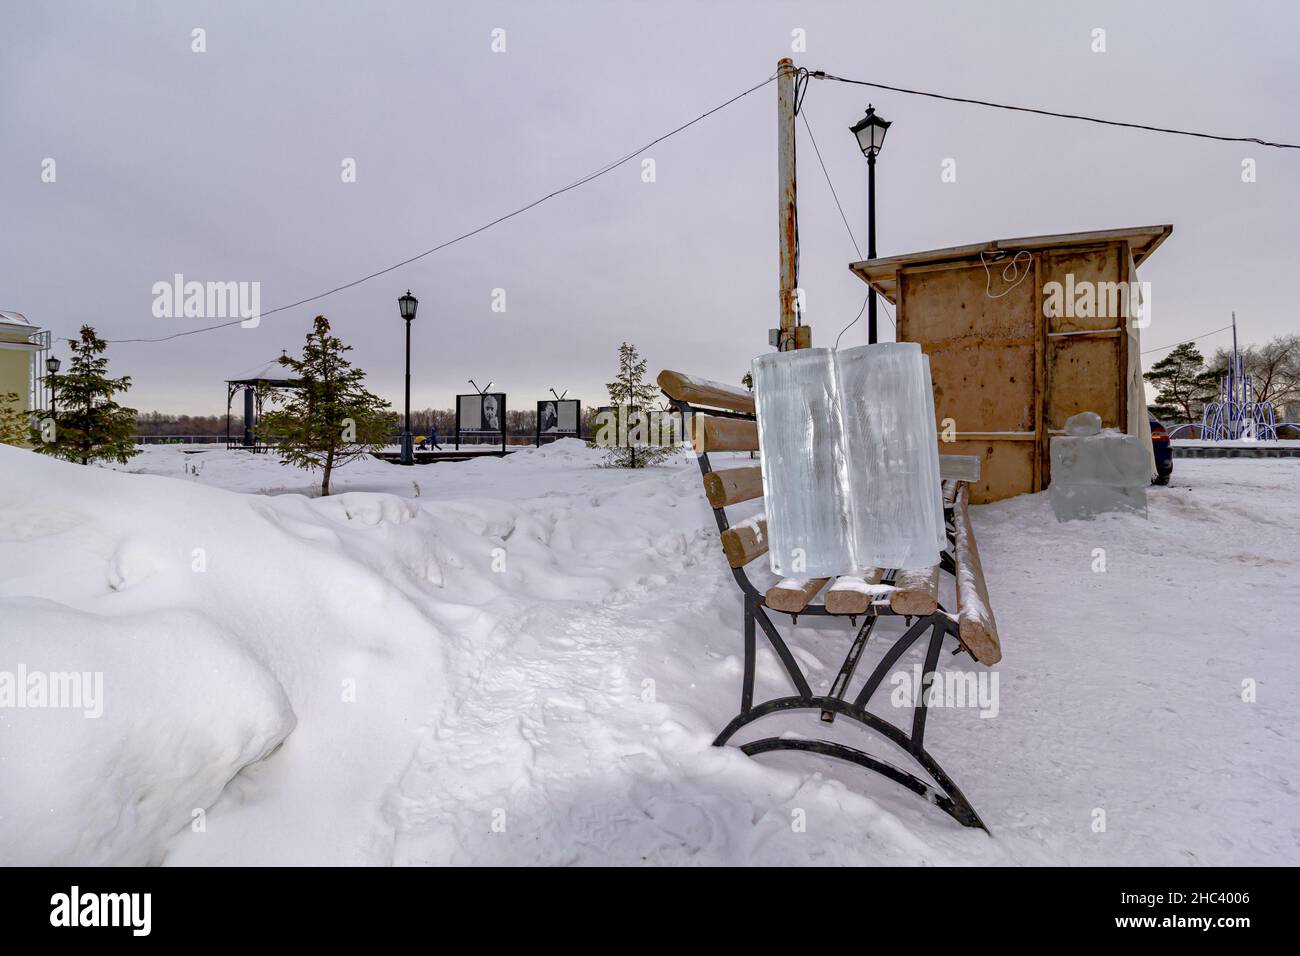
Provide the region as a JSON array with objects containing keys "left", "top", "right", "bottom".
[
  {"left": 952, "top": 484, "right": 1001, "bottom": 665},
  {"left": 764, "top": 577, "right": 829, "bottom": 613},
  {"left": 824, "top": 569, "right": 889, "bottom": 615}
]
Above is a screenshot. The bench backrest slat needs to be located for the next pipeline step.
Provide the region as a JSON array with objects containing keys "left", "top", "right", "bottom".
[
  {"left": 720, "top": 518, "right": 768, "bottom": 568},
  {"left": 703, "top": 466, "right": 764, "bottom": 508},
  {"left": 658, "top": 370, "right": 756, "bottom": 415},
  {"left": 696, "top": 415, "right": 759, "bottom": 453}
]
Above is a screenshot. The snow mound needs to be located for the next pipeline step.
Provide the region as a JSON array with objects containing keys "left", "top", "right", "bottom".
[
  {"left": 0, "top": 600, "right": 293, "bottom": 865},
  {"left": 0, "top": 446, "right": 447, "bottom": 865}
]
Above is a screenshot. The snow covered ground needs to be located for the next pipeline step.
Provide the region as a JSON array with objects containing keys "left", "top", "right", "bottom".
[{"left": 1, "top": 441, "right": 1297, "bottom": 865}]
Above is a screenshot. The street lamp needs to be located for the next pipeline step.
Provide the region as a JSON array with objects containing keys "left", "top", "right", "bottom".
[
  {"left": 398, "top": 289, "right": 418, "bottom": 465},
  {"left": 849, "top": 105, "right": 891, "bottom": 344},
  {"left": 45, "top": 356, "right": 60, "bottom": 412}
]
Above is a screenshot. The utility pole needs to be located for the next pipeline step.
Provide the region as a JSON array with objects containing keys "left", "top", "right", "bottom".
[{"left": 775, "top": 58, "right": 808, "bottom": 352}]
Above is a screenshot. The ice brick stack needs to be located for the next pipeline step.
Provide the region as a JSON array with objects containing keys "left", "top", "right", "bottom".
[
  {"left": 752, "top": 342, "right": 944, "bottom": 577},
  {"left": 1049, "top": 411, "right": 1151, "bottom": 520}
]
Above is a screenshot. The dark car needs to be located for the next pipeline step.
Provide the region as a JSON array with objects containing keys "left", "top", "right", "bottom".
[{"left": 1149, "top": 416, "right": 1173, "bottom": 485}]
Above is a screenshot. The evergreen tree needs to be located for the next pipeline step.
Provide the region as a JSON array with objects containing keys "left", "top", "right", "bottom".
[
  {"left": 258, "top": 315, "right": 397, "bottom": 496},
  {"left": 0, "top": 392, "right": 31, "bottom": 447},
  {"left": 589, "top": 341, "right": 675, "bottom": 468},
  {"left": 1143, "top": 342, "right": 1216, "bottom": 423},
  {"left": 32, "top": 326, "right": 139, "bottom": 465}
]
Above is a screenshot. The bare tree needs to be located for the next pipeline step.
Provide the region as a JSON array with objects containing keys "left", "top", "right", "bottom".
[{"left": 1209, "top": 334, "right": 1300, "bottom": 415}]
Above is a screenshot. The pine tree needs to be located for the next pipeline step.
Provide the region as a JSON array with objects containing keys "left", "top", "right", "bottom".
[
  {"left": 258, "top": 315, "right": 397, "bottom": 495},
  {"left": 1143, "top": 342, "right": 1216, "bottom": 423},
  {"left": 589, "top": 341, "right": 676, "bottom": 468},
  {"left": 32, "top": 326, "right": 139, "bottom": 465},
  {"left": 0, "top": 392, "right": 31, "bottom": 447}
]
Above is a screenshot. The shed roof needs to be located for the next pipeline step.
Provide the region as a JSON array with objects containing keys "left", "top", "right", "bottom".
[{"left": 849, "top": 224, "right": 1173, "bottom": 304}]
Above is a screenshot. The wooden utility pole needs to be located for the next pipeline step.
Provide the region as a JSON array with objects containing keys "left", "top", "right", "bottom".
[{"left": 775, "top": 58, "right": 807, "bottom": 351}]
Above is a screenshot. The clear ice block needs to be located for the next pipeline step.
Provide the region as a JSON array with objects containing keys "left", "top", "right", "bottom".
[
  {"left": 1049, "top": 431, "right": 1150, "bottom": 520},
  {"left": 837, "top": 343, "right": 945, "bottom": 570},
  {"left": 752, "top": 348, "right": 851, "bottom": 577},
  {"left": 752, "top": 342, "right": 945, "bottom": 577}
]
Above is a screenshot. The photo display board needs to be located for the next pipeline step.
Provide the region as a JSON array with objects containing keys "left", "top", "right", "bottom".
[
  {"left": 457, "top": 393, "right": 506, "bottom": 434},
  {"left": 537, "top": 399, "right": 581, "bottom": 443}
]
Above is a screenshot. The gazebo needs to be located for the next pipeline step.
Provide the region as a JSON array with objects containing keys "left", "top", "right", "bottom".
[{"left": 224, "top": 355, "right": 300, "bottom": 451}]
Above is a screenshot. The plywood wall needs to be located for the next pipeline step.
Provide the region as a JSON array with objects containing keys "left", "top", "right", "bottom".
[{"left": 897, "top": 240, "right": 1135, "bottom": 502}]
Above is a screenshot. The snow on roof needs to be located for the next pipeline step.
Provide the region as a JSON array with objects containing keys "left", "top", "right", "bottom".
[{"left": 0, "top": 310, "right": 34, "bottom": 329}]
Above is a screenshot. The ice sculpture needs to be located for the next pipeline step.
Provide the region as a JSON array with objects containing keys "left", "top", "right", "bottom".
[
  {"left": 1049, "top": 411, "right": 1151, "bottom": 520},
  {"left": 752, "top": 342, "right": 945, "bottom": 577}
]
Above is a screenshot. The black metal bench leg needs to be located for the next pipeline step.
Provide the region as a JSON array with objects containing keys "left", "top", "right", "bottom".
[
  {"left": 821, "top": 612, "right": 876, "bottom": 723},
  {"left": 753, "top": 603, "right": 813, "bottom": 700},
  {"left": 741, "top": 596, "right": 756, "bottom": 714},
  {"left": 909, "top": 622, "right": 946, "bottom": 754}
]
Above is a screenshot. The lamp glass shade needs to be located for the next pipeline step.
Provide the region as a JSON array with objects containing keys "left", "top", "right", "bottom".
[
  {"left": 398, "top": 290, "right": 418, "bottom": 321},
  {"left": 46, "top": 357, "right": 61, "bottom": 374},
  {"left": 850, "top": 108, "right": 891, "bottom": 157}
]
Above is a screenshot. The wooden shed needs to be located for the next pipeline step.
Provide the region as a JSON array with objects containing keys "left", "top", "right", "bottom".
[{"left": 850, "top": 225, "right": 1171, "bottom": 503}]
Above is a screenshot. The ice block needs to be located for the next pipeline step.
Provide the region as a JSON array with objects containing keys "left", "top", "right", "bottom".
[
  {"left": 1049, "top": 428, "right": 1151, "bottom": 520},
  {"left": 837, "top": 343, "right": 945, "bottom": 569},
  {"left": 751, "top": 348, "right": 851, "bottom": 577},
  {"left": 752, "top": 342, "right": 945, "bottom": 577}
]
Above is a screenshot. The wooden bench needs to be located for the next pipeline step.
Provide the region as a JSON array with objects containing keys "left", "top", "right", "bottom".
[{"left": 659, "top": 368, "right": 1001, "bottom": 829}]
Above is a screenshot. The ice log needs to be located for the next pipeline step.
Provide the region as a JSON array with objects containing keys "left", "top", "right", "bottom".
[
  {"left": 752, "top": 348, "right": 851, "bottom": 576},
  {"left": 1050, "top": 431, "right": 1150, "bottom": 520},
  {"left": 837, "top": 343, "right": 945, "bottom": 569}
]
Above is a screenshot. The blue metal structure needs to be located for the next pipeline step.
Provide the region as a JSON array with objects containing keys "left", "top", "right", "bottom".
[{"left": 1188, "top": 313, "right": 1281, "bottom": 441}]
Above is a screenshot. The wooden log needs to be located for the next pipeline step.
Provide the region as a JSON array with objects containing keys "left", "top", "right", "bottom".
[
  {"left": 702, "top": 466, "right": 764, "bottom": 508},
  {"left": 657, "top": 370, "right": 755, "bottom": 414},
  {"left": 889, "top": 566, "right": 940, "bottom": 616},
  {"left": 952, "top": 484, "right": 1002, "bottom": 665},
  {"left": 720, "top": 518, "right": 768, "bottom": 568},
  {"left": 694, "top": 415, "right": 759, "bottom": 453},
  {"left": 765, "top": 577, "right": 828, "bottom": 613},
  {"left": 825, "top": 569, "right": 886, "bottom": 615}
]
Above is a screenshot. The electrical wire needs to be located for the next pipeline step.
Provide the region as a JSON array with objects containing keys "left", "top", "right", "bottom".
[
  {"left": 96, "top": 73, "right": 778, "bottom": 345},
  {"left": 1141, "top": 324, "right": 1234, "bottom": 355},
  {"left": 799, "top": 109, "right": 861, "bottom": 258},
  {"left": 808, "top": 71, "right": 1300, "bottom": 149}
]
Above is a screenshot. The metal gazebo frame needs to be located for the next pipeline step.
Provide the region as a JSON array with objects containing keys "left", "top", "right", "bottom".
[{"left": 224, "top": 357, "right": 300, "bottom": 452}]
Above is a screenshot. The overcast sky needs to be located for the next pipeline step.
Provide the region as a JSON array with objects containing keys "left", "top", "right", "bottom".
[{"left": 3, "top": 0, "right": 1297, "bottom": 414}]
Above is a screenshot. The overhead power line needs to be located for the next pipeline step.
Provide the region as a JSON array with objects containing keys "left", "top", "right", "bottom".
[
  {"left": 1141, "top": 324, "right": 1234, "bottom": 355},
  {"left": 809, "top": 71, "right": 1300, "bottom": 149},
  {"left": 99, "top": 73, "right": 777, "bottom": 344},
  {"left": 799, "top": 109, "right": 861, "bottom": 258}
]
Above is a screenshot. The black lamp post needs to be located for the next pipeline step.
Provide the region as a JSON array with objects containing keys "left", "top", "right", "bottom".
[
  {"left": 849, "top": 105, "right": 891, "bottom": 344},
  {"left": 398, "top": 290, "right": 418, "bottom": 465},
  {"left": 45, "top": 356, "right": 60, "bottom": 412}
]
